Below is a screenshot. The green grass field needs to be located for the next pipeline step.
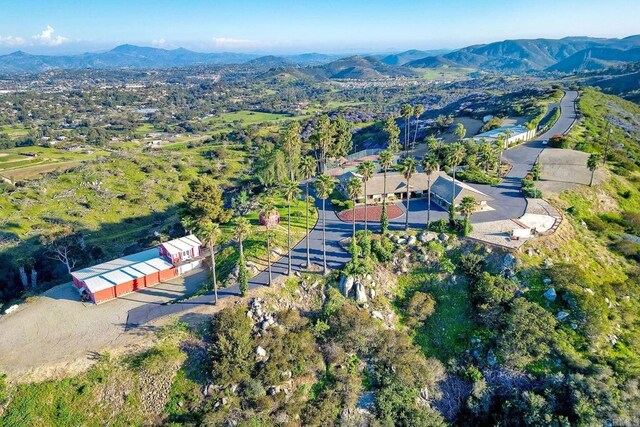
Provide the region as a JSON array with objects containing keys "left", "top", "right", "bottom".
[
  {"left": 204, "top": 111, "right": 294, "bottom": 127},
  {"left": 0, "top": 125, "right": 30, "bottom": 138},
  {"left": 417, "top": 67, "right": 475, "bottom": 81},
  {"left": 0, "top": 146, "right": 107, "bottom": 180}
]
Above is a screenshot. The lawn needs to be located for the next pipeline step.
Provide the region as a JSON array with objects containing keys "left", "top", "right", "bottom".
[
  {"left": 418, "top": 67, "right": 475, "bottom": 81},
  {"left": 0, "top": 124, "right": 29, "bottom": 138},
  {"left": 204, "top": 110, "right": 294, "bottom": 128}
]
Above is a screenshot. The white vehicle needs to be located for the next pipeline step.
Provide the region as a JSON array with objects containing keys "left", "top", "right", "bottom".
[{"left": 542, "top": 139, "right": 548, "bottom": 145}]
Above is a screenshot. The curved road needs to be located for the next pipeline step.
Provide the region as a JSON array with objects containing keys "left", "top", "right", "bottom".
[{"left": 126, "top": 90, "right": 579, "bottom": 328}]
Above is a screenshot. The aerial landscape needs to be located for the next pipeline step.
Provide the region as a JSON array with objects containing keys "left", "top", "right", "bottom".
[{"left": 1, "top": 0, "right": 640, "bottom": 425}]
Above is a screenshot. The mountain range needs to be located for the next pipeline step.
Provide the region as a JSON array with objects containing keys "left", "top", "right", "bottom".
[{"left": 1, "top": 35, "right": 639, "bottom": 75}]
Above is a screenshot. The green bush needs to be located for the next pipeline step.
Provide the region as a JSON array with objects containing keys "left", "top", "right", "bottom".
[
  {"left": 522, "top": 179, "right": 543, "bottom": 198},
  {"left": 456, "top": 167, "right": 500, "bottom": 185},
  {"left": 372, "top": 237, "right": 394, "bottom": 263}
]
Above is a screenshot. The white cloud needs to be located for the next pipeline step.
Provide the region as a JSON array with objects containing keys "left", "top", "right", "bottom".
[
  {"left": 152, "top": 38, "right": 167, "bottom": 47},
  {"left": 212, "top": 37, "right": 272, "bottom": 50},
  {"left": 0, "top": 35, "right": 26, "bottom": 47},
  {"left": 32, "top": 25, "right": 68, "bottom": 46}
]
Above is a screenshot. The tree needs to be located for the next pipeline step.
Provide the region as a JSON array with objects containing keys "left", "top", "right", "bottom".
[
  {"left": 446, "top": 143, "right": 466, "bottom": 223},
  {"left": 281, "top": 180, "right": 302, "bottom": 275},
  {"left": 300, "top": 155, "right": 317, "bottom": 267},
  {"left": 378, "top": 150, "right": 394, "bottom": 234},
  {"left": 383, "top": 116, "right": 401, "bottom": 153},
  {"left": 40, "top": 226, "right": 82, "bottom": 274},
  {"left": 331, "top": 115, "right": 352, "bottom": 158},
  {"left": 282, "top": 121, "right": 302, "bottom": 181},
  {"left": 587, "top": 153, "right": 602, "bottom": 187},
  {"left": 259, "top": 198, "right": 277, "bottom": 285},
  {"left": 196, "top": 221, "right": 221, "bottom": 304},
  {"left": 314, "top": 174, "right": 336, "bottom": 274},
  {"left": 182, "top": 176, "right": 232, "bottom": 224},
  {"left": 312, "top": 115, "right": 333, "bottom": 172},
  {"left": 453, "top": 122, "right": 466, "bottom": 142},
  {"left": 457, "top": 196, "right": 477, "bottom": 236},
  {"left": 233, "top": 217, "right": 251, "bottom": 259},
  {"left": 400, "top": 104, "right": 413, "bottom": 154},
  {"left": 346, "top": 177, "right": 363, "bottom": 261},
  {"left": 412, "top": 104, "right": 424, "bottom": 150},
  {"left": 401, "top": 157, "right": 417, "bottom": 231},
  {"left": 421, "top": 154, "right": 440, "bottom": 229},
  {"left": 209, "top": 307, "right": 254, "bottom": 386},
  {"left": 356, "top": 160, "right": 375, "bottom": 233}
]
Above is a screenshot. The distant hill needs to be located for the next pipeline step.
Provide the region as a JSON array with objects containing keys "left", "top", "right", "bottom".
[
  {"left": 575, "top": 62, "right": 640, "bottom": 102},
  {"left": 547, "top": 48, "right": 640, "bottom": 72},
  {"left": 304, "top": 55, "right": 417, "bottom": 79},
  {"left": 0, "top": 45, "right": 261, "bottom": 73},
  {"left": 407, "top": 35, "right": 640, "bottom": 73},
  {"left": 380, "top": 49, "right": 452, "bottom": 66},
  {"left": 245, "top": 55, "right": 294, "bottom": 68}
]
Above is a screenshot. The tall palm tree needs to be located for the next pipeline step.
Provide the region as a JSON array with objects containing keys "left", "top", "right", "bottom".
[
  {"left": 346, "top": 177, "right": 363, "bottom": 261},
  {"left": 400, "top": 104, "right": 413, "bottom": 155},
  {"left": 281, "top": 180, "right": 301, "bottom": 275},
  {"left": 234, "top": 217, "right": 251, "bottom": 259},
  {"left": 412, "top": 104, "right": 424, "bottom": 150},
  {"left": 196, "top": 221, "right": 221, "bottom": 304},
  {"left": 446, "top": 143, "right": 466, "bottom": 210},
  {"left": 181, "top": 215, "right": 196, "bottom": 235},
  {"left": 259, "top": 197, "right": 278, "bottom": 285},
  {"left": 401, "top": 157, "right": 417, "bottom": 231},
  {"left": 378, "top": 150, "right": 394, "bottom": 234},
  {"left": 477, "top": 139, "right": 493, "bottom": 173},
  {"left": 299, "top": 155, "right": 317, "bottom": 268},
  {"left": 492, "top": 137, "right": 505, "bottom": 178},
  {"left": 282, "top": 122, "right": 302, "bottom": 181},
  {"left": 457, "top": 196, "right": 477, "bottom": 236},
  {"left": 587, "top": 153, "right": 601, "bottom": 187},
  {"left": 453, "top": 123, "right": 467, "bottom": 142},
  {"left": 314, "top": 174, "right": 336, "bottom": 275},
  {"left": 421, "top": 155, "right": 440, "bottom": 229},
  {"left": 356, "top": 160, "right": 375, "bottom": 233}
]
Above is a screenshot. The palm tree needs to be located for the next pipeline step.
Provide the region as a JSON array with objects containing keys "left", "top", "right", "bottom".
[
  {"left": 234, "top": 217, "right": 251, "bottom": 259},
  {"left": 457, "top": 196, "right": 477, "bottom": 236},
  {"left": 453, "top": 123, "right": 466, "bottom": 142},
  {"left": 314, "top": 174, "right": 336, "bottom": 274},
  {"left": 401, "top": 157, "right": 417, "bottom": 231},
  {"left": 378, "top": 150, "right": 394, "bottom": 234},
  {"left": 587, "top": 153, "right": 602, "bottom": 187},
  {"left": 181, "top": 215, "right": 196, "bottom": 235},
  {"left": 477, "top": 139, "right": 493, "bottom": 173},
  {"left": 299, "top": 156, "right": 316, "bottom": 268},
  {"left": 196, "top": 221, "right": 221, "bottom": 304},
  {"left": 384, "top": 117, "right": 401, "bottom": 154},
  {"left": 412, "top": 104, "right": 424, "bottom": 150},
  {"left": 356, "top": 160, "right": 375, "bottom": 233},
  {"left": 346, "top": 177, "right": 363, "bottom": 261},
  {"left": 282, "top": 122, "right": 302, "bottom": 181},
  {"left": 400, "top": 104, "right": 413, "bottom": 155},
  {"left": 281, "top": 180, "right": 301, "bottom": 275},
  {"left": 447, "top": 142, "right": 465, "bottom": 209},
  {"left": 421, "top": 155, "right": 440, "bottom": 229},
  {"left": 259, "top": 198, "right": 278, "bottom": 285}
]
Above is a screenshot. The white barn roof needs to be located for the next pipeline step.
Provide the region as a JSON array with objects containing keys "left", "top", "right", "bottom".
[
  {"left": 146, "top": 257, "right": 174, "bottom": 271},
  {"left": 84, "top": 276, "right": 115, "bottom": 293},
  {"left": 102, "top": 269, "right": 135, "bottom": 286},
  {"left": 121, "top": 266, "right": 146, "bottom": 279},
  {"left": 130, "top": 262, "right": 160, "bottom": 275},
  {"left": 161, "top": 235, "right": 202, "bottom": 255},
  {"left": 71, "top": 248, "right": 157, "bottom": 281}
]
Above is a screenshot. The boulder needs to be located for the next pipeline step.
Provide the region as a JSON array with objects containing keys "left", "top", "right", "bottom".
[
  {"left": 372, "top": 311, "right": 384, "bottom": 320},
  {"left": 438, "top": 233, "right": 449, "bottom": 242},
  {"left": 397, "top": 238, "right": 407, "bottom": 245},
  {"left": 369, "top": 288, "right": 376, "bottom": 300},
  {"left": 584, "top": 288, "right": 595, "bottom": 296},
  {"left": 557, "top": 311, "right": 570, "bottom": 322},
  {"left": 355, "top": 282, "right": 367, "bottom": 303},
  {"left": 340, "top": 275, "right": 355, "bottom": 297},
  {"left": 543, "top": 288, "right": 557, "bottom": 302},
  {"left": 542, "top": 278, "right": 552, "bottom": 285},
  {"left": 256, "top": 346, "right": 267, "bottom": 358},
  {"left": 502, "top": 253, "right": 517, "bottom": 269},
  {"left": 407, "top": 235, "right": 417, "bottom": 246},
  {"left": 487, "top": 349, "right": 497, "bottom": 366},
  {"left": 4, "top": 305, "right": 19, "bottom": 315}
]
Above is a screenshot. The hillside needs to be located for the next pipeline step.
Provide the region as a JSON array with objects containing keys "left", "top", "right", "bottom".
[
  {"left": 548, "top": 47, "right": 640, "bottom": 72},
  {"left": 304, "top": 55, "right": 417, "bottom": 79},
  {"left": 380, "top": 49, "right": 451, "bottom": 66},
  {"left": 408, "top": 35, "right": 640, "bottom": 72}
]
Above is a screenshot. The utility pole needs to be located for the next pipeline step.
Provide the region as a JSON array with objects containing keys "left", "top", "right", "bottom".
[{"left": 603, "top": 121, "right": 612, "bottom": 166}]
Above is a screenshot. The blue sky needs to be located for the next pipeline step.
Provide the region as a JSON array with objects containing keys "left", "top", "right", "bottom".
[{"left": 0, "top": 0, "right": 639, "bottom": 54}]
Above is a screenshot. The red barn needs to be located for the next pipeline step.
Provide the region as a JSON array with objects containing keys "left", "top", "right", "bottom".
[{"left": 70, "top": 235, "right": 202, "bottom": 304}]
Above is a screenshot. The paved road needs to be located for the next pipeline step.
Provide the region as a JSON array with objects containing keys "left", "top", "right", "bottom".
[{"left": 127, "top": 90, "right": 579, "bottom": 328}]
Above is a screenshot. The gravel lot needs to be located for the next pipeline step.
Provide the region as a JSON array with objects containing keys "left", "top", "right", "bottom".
[{"left": 0, "top": 269, "right": 208, "bottom": 382}]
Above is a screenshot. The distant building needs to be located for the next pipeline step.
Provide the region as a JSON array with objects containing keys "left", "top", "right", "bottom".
[
  {"left": 71, "top": 234, "right": 203, "bottom": 304},
  {"left": 473, "top": 125, "right": 534, "bottom": 148}
]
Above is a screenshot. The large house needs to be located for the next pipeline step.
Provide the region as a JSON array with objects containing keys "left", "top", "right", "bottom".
[
  {"left": 71, "top": 234, "right": 203, "bottom": 304},
  {"left": 428, "top": 174, "right": 493, "bottom": 210},
  {"left": 338, "top": 170, "right": 492, "bottom": 211},
  {"left": 338, "top": 170, "right": 438, "bottom": 203}
]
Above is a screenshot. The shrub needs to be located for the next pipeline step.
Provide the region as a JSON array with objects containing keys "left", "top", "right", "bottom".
[
  {"left": 522, "top": 179, "right": 543, "bottom": 198},
  {"left": 456, "top": 167, "right": 500, "bottom": 185},
  {"left": 549, "top": 134, "right": 569, "bottom": 148},
  {"left": 404, "top": 291, "right": 436, "bottom": 327},
  {"left": 237, "top": 254, "right": 248, "bottom": 296},
  {"left": 209, "top": 307, "right": 254, "bottom": 386},
  {"left": 372, "top": 237, "right": 394, "bottom": 263},
  {"left": 460, "top": 253, "right": 485, "bottom": 279},
  {"left": 612, "top": 239, "right": 640, "bottom": 259}
]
